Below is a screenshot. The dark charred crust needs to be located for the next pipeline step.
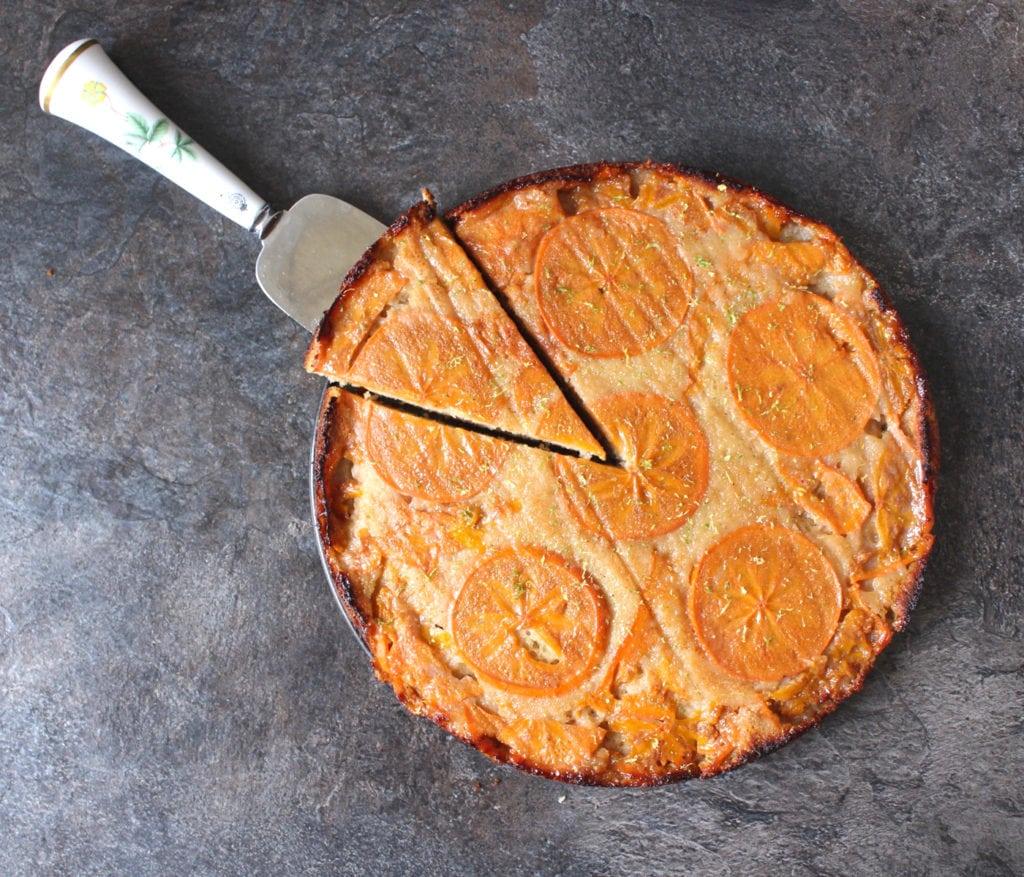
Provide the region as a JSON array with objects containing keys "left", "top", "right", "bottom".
[
  {"left": 859, "top": 284, "right": 939, "bottom": 632},
  {"left": 311, "top": 387, "right": 338, "bottom": 536},
  {"left": 312, "top": 162, "right": 938, "bottom": 786},
  {"left": 392, "top": 653, "right": 883, "bottom": 787},
  {"left": 312, "top": 386, "right": 371, "bottom": 645},
  {"left": 446, "top": 161, "right": 636, "bottom": 221},
  {"left": 446, "top": 160, "right": 765, "bottom": 227},
  {"left": 330, "top": 564, "right": 369, "bottom": 644}
]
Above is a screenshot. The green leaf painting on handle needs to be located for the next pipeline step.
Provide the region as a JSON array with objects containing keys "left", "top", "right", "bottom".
[
  {"left": 170, "top": 130, "right": 196, "bottom": 161},
  {"left": 125, "top": 112, "right": 170, "bottom": 152},
  {"left": 79, "top": 81, "right": 195, "bottom": 161},
  {"left": 124, "top": 111, "right": 149, "bottom": 144}
]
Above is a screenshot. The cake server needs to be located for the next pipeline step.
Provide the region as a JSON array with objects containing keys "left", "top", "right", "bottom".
[{"left": 39, "top": 39, "right": 385, "bottom": 331}]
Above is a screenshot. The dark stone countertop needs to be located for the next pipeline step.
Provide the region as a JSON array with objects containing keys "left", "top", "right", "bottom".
[{"left": 2, "top": 2, "right": 1022, "bottom": 874}]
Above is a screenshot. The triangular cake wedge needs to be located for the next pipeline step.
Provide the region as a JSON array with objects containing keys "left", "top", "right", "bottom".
[{"left": 305, "top": 193, "right": 603, "bottom": 459}]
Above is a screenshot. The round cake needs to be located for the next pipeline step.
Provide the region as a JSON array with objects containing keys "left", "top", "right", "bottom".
[{"left": 307, "top": 162, "right": 937, "bottom": 785}]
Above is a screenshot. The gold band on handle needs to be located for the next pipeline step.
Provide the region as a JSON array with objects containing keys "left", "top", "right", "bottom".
[{"left": 41, "top": 39, "right": 98, "bottom": 113}]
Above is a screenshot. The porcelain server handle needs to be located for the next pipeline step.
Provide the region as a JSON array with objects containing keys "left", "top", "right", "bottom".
[{"left": 39, "top": 39, "right": 275, "bottom": 236}]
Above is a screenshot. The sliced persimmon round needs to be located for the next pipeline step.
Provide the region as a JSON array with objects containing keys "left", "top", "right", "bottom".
[
  {"left": 512, "top": 363, "right": 596, "bottom": 453},
  {"left": 749, "top": 239, "right": 830, "bottom": 286},
  {"left": 779, "top": 459, "right": 872, "bottom": 536},
  {"left": 857, "top": 438, "right": 933, "bottom": 579},
  {"left": 728, "top": 292, "right": 881, "bottom": 457},
  {"left": 349, "top": 310, "right": 497, "bottom": 423},
  {"left": 553, "top": 393, "right": 709, "bottom": 541},
  {"left": 451, "top": 547, "right": 609, "bottom": 696},
  {"left": 364, "top": 403, "right": 509, "bottom": 503},
  {"left": 534, "top": 208, "right": 693, "bottom": 357},
  {"left": 689, "top": 524, "right": 842, "bottom": 682}
]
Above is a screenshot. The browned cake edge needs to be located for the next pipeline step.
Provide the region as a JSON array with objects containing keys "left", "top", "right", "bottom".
[
  {"left": 312, "top": 388, "right": 370, "bottom": 644},
  {"left": 304, "top": 196, "right": 436, "bottom": 371},
  {"left": 311, "top": 160, "right": 939, "bottom": 786}
]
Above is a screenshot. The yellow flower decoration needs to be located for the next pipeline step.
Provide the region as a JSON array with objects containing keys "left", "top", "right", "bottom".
[{"left": 81, "top": 80, "right": 107, "bottom": 106}]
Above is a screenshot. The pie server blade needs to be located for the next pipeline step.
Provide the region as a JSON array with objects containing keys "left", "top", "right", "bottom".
[
  {"left": 255, "top": 195, "right": 385, "bottom": 330},
  {"left": 40, "top": 39, "right": 385, "bottom": 332}
]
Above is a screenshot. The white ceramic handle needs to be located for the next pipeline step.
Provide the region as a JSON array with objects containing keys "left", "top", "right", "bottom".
[{"left": 40, "top": 39, "right": 271, "bottom": 233}]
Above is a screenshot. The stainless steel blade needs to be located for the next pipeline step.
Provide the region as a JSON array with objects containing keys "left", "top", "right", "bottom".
[{"left": 256, "top": 194, "right": 386, "bottom": 331}]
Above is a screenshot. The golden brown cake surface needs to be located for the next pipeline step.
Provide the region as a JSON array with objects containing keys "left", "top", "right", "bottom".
[{"left": 310, "top": 162, "right": 936, "bottom": 785}]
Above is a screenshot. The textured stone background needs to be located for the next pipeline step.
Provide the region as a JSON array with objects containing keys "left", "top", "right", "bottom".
[{"left": 2, "top": 2, "right": 1022, "bottom": 874}]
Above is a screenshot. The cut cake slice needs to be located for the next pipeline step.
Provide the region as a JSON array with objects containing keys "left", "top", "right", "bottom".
[{"left": 305, "top": 192, "right": 603, "bottom": 458}]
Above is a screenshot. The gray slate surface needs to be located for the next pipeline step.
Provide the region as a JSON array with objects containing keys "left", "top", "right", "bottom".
[{"left": 2, "top": 2, "right": 1022, "bottom": 874}]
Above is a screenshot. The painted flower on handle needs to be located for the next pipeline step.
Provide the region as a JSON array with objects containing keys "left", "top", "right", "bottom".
[{"left": 80, "top": 80, "right": 107, "bottom": 106}]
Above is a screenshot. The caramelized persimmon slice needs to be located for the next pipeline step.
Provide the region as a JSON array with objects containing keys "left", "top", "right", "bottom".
[
  {"left": 464, "top": 314, "right": 603, "bottom": 457},
  {"left": 728, "top": 292, "right": 881, "bottom": 457},
  {"left": 875, "top": 442, "right": 917, "bottom": 558},
  {"left": 855, "top": 439, "right": 932, "bottom": 579},
  {"left": 511, "top": 364, "right": 595, "bottom": 454},
  {"left": 779, "top": 459, "right": 872, "bottom": 535},
  {"left": 452, "top": 547, "right": 609, "bottom": 696},
  {"left": 453, "top": 187, "right": 566, "bottom": 289},
  {"left": 865, "top": 308, "right": 920, "bottom": 426},
  {"left": 561, "top": 173, "right": 632, "bottom": 213},
  {"left": 683, "top": 292, "right": 725, "bottom": 387},
  {"left": 497, "top": 719, "right": 606, "bottom": 773},
  {"left": 598, "top": 603, "right": 657, "bottom": 692},
  {"left": 364, "top": 403, "right": 509, "bottom": 503},
  {"left": 308, "top": 263, "right": 406, "bottom": 372},
  {"left": 535, "top": 208, "right": 693, "bottom": 357},
  {"left": 749, "top": 240, "right": 829, "bottom": 286},
  {"left": 371, "top": 587, "right": 499, "bottom": 741},
  {"left": 689, "top": 525, "right": 842, "bottom": 682},
  {"left": 608, "top": 690, "right": 697, "bottom": 771},
  {"left": 634, "top": 174, "right": 714, "bottom": 232},
  {"left": 349, "top": 310, "right": 498, "bottom": 423},
  {"left": 553, "top": 393, "right": 709, "bottom": 541}
]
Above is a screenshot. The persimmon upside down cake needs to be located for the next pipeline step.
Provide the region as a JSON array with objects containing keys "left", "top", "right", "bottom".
[{"left": 307, "top": 161, "right": 937, "bottom": 786}]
